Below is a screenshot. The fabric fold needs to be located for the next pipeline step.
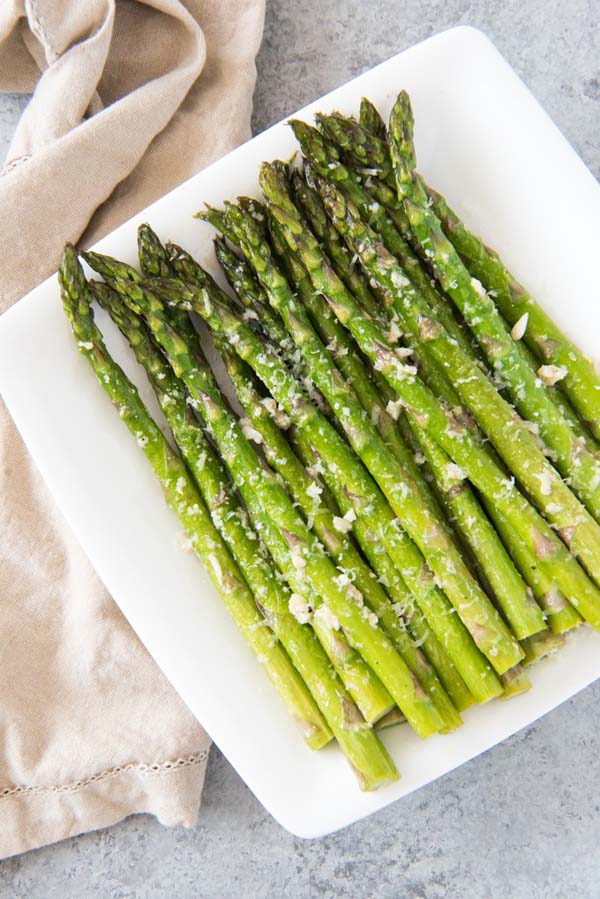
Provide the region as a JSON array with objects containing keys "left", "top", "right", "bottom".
[{"left": 0, "top": 0, "right": 266, "bottom": 860}]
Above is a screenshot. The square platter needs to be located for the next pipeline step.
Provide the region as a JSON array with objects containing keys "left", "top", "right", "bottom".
[{"left": 1, "top": 27, "right": 599, "bottom": 837}]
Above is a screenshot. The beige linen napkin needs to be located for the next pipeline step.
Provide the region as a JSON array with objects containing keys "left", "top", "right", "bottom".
[{"left": 0, "top": 0, "right": 265, "bottom": 859}]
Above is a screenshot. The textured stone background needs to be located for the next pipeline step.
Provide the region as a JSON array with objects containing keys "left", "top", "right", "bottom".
[{"left": 1, "top": 1, "right": 599, "bottom": 896}]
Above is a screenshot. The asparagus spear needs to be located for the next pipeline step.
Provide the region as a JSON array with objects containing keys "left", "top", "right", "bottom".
[
  {"left": 58, "top": 246, "right": 335, "bottom": 756},
  {"left": 289, "top": 426, "right": 475, "bottom": 713},
  {"left": 399, "top": 401, "right": 579, "bottom": 636},
  {"left": 267, "top": 200, "right": 450, "bottom": 514},
  {"left": 243, "top": 186, "right": 579, "bottom": 660},
  {"left": 146, "top": 268, "right": 503, "bottom": 703},
  {"left": 209, "top": 227, "right": 474, "bottom": 709},
  {"left": 203, "top": 243, "right": 474, "bottom": 710},
  {"left": 102, "top": 239, "right": 395, "bottom": 726},
  {"left": 521, "top": 631, "right": 565, "bottom": 666},
  {"left": 257, "top": 149, "right": 579, "bottom": 643},
  {"left": 255, "top": 174, "right": 540, "bottom": 662},
  {"left": 232, "top": 196, "right": 529, "bottom": 674},
  {"left": 290, "top": 120, "right": 474, "bottom": 358},
  {"left": 320, "top": 108, "right": 597, "bottom": 449},
  {"left": 321, "top": 109, "right": 596, "bottom": 441},
  {"left": 106, "top": 302, "right": 394, "bottom": 730},
  {"left": 359, "top": 97, "right": 387, "bottom": 140},
  {"left": 386, "top": 93, "right": 600, "bottom": 523},
  {"left": 213, "top": 190, "right": 477, "bottom": 574},
  {"left": 84, "top": 255, "right": 448, "bottom": 739},
  {"left": 298, "top": 167, "right": 579, "bottom": 634},
  {"left": 290, "top": 168, "right": 485, "bottom": 525},
  {"left": 166, "top": 235, "right": 475, "bottom": 711},
  {"left": 426, "top": 191, "right": 600, "bottom": 441},
  {"left": 260, "top": 162, "right": 547, "bottom": 643},
  {"left": 92, "top": 276, "right": 398, "bottom": 738},
  {"left": 324, "top": 111, "right": 582, "bottom": 447},
  {"left": 410, "top": 423, "right": 548, "bottom": 640},
  {"left": 273, "top": 188, "right": 548, "bottom": 639},
  {"left": 145, "top": 237, "right": 465, "bottom": 729},
  {"left": 500, "top": 665, "right": 531, "bottom": 699},
  {"left": 267, "top": 199, "right": 465, "bottom": 547},
  {"left": 138, "top": 223, "right": 174, "bottom": 278},
  {"left": 213, "top": 237, "right": 292, "bottom": 350},
  {"left": 170, "top": 237, "right": 330, "bottom": 417},
  {"left": 484, "top": 506, "right": 582, "bottom": 636},
  {"left": 219, "top": 341, "right": 462, "bottom": 730},
  {"left": 290, "top": 168, "right": 381, "bottom": 318},
  {"left": 311, "top": 179, "right": 600, "bottom": 628}
]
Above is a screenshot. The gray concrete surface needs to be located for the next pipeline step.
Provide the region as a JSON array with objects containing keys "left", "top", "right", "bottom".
[{"left": 1, "top": 1, "right": 599, "bottom": 896}]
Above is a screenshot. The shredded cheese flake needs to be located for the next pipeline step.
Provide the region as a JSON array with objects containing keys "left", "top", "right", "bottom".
[
  {"left": 537, "top": 364, "right": 568, "bottom": 386},
  {"left": 511, "top": 312, "right": 529, "bottom": 341},
  {"left": 289, "top": 593, "right": 312, "bottom": 624}
]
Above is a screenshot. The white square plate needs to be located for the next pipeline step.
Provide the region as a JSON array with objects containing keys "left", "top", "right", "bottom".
[{"left": 2, "top": 26, "right": 600, "bottom": 838}]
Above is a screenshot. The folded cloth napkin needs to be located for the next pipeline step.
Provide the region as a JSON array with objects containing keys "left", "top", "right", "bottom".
[{"left": 0, "top": 0, "right": 265, "bottom": 859}]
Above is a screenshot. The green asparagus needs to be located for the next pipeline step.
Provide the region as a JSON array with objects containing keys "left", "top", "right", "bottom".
[
  {"left": 260, "top": 162, "right": 547, "bottom": 643},
  {"left": 59, "top": 246, "right": 334, "bottom": 755},
  {"left": 83, "top": 253, "right": 449, "bottom": 739},
  {"left": 312, "top": 179, "right": 600, "bottom": 629},
  {"left": 147, "top": 269, "right": 503, "bottom": 701}
]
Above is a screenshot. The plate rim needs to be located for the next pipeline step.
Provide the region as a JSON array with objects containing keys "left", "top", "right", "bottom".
[{"left": 2, "top": 25, "right": 600, "bottom": 839}]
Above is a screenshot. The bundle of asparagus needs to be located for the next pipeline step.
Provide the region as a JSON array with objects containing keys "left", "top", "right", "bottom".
[{"left": 58, "top": 90, "right": 600, "bottom": 790}]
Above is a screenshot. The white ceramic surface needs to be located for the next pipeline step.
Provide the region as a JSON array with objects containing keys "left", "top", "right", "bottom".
[{"left": 1, "top": 26, "right": 600, "bottom": 839}]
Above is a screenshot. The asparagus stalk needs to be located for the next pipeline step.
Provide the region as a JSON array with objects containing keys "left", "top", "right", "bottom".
[
  {"left": 151, "top": 241, "right": 465, "bottom": 729},
  {"left": 321, "top": 108, "right": 597, "bottom": 449},
  {"left": 168, "top": 227, "right": 475, "bottom": 713},
  {"left": 521, "top": 631, "right": 565, "bottom": 666},
  {"left": 220, "top": 341, "right": 462, "bottom": 730},
  {"left": 500, "top": 665, "right": 532, "bottom": 699},
  {"left": 289, "top": 426, "right": 475, "bottom": 714},
  {"left": 84, "top": 255, "right": 448, "bottom": 739},
  {"left": 396, "top": 377, "right": 580, "bottom": 636},
  {"left": 147, "top": 269, "right": 502, "bottom": 703},
  {"left": 170, "top": 237, "right": 330, "bottom": 417},
  {"left": 261, "top": 164, "right": 547, "bottom": 643},
  {"left": 290, "top": 168, "right": 481, "bottom": 526},
  {"left": 425, "top": 190, "right": 600, "bottom": 441},
  {"left": 114, "top": 301, "right": 393, "bottom": 731},
  {"left": 278, "top": 182, "right": 548, "bottom": 642},
  {"left": 210, "top": 250, "right": 473, "bottom": 711},
  {"left": 212, "top": 191, "right": 462, "bottom": 556},
  {"left": 267, "top": 200, "right": 452, "bottom": 520},
  {"left": 311, "top": 179, "right": 600, "bottom": 629},
  {"left": 290, "top": 120, "right": 474, "bottom": 358},
  {"left": 138, "top": 223, "right": 174, "bottom": 278},
  {"left": 290, "top": 168, "right": 381, "bottom": 318},
  {"left": 267, "top": 204, "right": 387, "bottom": 415},
  {"left": 255, "top": 154, "right": 581, "bottom": 645},
  {"left": 209, "top": 228, "right": 474, "bottom": 710},
  {"left": 92, "top": 277, "right": 400, "bottom": 738},
  {"left": 321, "top": 108, "right": 599, "bottom": 452},
  {"left": 107, "top": 238, "right": 395, "bottom": 726},
  {"left": 213, "top": 237, "right": 291, "bottom": 350},
  {"left": 387, "top": 93, "right": 600, "bottom": 523},
  {"left": 257, "top": 169, "right": 539, "bottom": 661},
  {"left": 484, "top": 507, "right": 582, "bottom": 636},
  {"left": 268, "top": 200, "right": 462, "bottom": 544},
  {"left": 408, "top": 421, "right": 547, "bottom": 640},
  {"left": 301, "top": 167, "right": 578, "bottom": 634},
  {"left": 359, "top": 96, "right": 387, "bottom": 140},
  {"left": 59, "top": 246, "right": 335, "bottom": 756}
]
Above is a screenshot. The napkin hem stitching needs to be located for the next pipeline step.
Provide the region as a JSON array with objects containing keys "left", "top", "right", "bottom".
[
  {"left": 0, "top": 750, "right": 209, "bottom": 800},
  {"left": 0, "top": 154, "right": 32, "bottom": 177}
]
